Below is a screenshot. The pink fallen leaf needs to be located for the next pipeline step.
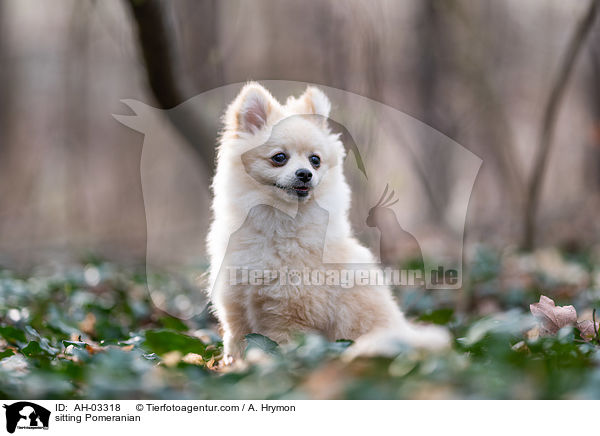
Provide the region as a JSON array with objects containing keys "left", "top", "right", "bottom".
[
  {"left": 576, "top": 320, "right": 599, "bottom": 342},
  {"left": 529, "top": 295, "right": 577, "bottom": 336}
]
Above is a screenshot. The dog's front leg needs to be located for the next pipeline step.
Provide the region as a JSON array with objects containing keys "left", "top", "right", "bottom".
[
  {"left": 222, "top": 331, "right": 246, "bottom": 365},
  {"left": 217, "top": 297, "right": 251, "bottom": 365}
]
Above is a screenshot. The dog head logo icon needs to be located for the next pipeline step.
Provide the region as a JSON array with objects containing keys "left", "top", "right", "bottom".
[{"left": 3, "top": 402, "right": 50, "bottom": 433}]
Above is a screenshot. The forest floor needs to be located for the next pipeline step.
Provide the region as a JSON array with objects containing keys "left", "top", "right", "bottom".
[{"left": 1, "top": 245, "right": 600, "bottom": 399}]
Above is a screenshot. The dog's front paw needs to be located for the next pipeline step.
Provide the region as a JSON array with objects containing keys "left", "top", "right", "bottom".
[
  {"left": 223, "top": 333, "right": 245, "bottom": 359},
  {"left": 222, "top": 354, "right": 235, "bottom": 366}
]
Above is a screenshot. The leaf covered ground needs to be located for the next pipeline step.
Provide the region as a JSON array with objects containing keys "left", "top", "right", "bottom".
[{"left": 1, "top": 246, "right": 600, "bottom": 400}]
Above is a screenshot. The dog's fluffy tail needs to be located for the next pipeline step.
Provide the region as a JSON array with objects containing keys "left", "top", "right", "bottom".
[{"left": 343, "top": 320, "right": 451, "bottom": 361}]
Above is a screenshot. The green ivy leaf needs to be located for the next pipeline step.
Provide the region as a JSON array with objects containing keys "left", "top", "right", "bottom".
[
  {"left": 0, "top": 325, "right": 27, "bottom": 344},
  {"left": 0, "top": 348, "right": 15, "bottom": 359},
  {"left": 143, "top": 329, "right": 206, "bottom": 356},
  {"left": 418, "top": 308, "right": 454, "bottom": 325},
  {"left": 245, "top": 333, "right": 279, "bottom": 356},
  {"left": 21, "top": 340, "right": 57, "bottom": 358},
  {"left": 62, "top": 340, "right": 87, "bottom": 349},
  {"left": 158, "top": 316, "right": 189, "bottom": 332}
]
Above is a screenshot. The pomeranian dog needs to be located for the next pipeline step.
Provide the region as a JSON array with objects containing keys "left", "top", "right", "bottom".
[{"left": 207, "top": 82, "right": 450, "bottom": 362}]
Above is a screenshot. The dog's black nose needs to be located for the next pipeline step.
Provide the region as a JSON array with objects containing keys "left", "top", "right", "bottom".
[{"left": 295, "top": 168, "right": 312, "bottom": 183}]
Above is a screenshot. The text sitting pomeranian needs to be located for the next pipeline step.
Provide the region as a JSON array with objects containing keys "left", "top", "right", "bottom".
[{"left": 207, "top": 82, "right": 450, "bottom": 362}]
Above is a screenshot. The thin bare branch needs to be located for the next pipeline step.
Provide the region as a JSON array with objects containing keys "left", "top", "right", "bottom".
[{"left": 522, "top": 0, "right": 600, "bottom": 249}]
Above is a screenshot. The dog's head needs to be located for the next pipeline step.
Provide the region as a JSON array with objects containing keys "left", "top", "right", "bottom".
[{"left": 219, "top": 83, "right": 346, "bottom": 204}]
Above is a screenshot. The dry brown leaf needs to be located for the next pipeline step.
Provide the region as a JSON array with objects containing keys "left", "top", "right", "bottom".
[
  {"left": 511, "top": 341, "right": 529, "bottom": 352},
  {"left": 526, "top": 325, "right": 540, "bottom": 341},
  {"left": 78, "top": 313, "right": 96, "bottom": 335},
  {"left": 206, "top": 356, "right": 216, "bottom": 369},
  {"left": 576, "top": 320, "right": 599, "bottom": 342},
  {"left": 182, "top": 353, "right": 204, "bottom": 365},
  {"left": 302, "top": 360, "right": 346, "bottom": 400},
  {"left": 529, "top": 295, "right": 577, "bottom": 336},
  {"left": 161, "top": 351, "right": 182, "bottom": 367},
  {"left": 84, "top": 343, "right": 106, "bottom": 355}
]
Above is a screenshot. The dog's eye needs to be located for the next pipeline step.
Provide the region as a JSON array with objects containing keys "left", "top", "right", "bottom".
[
  {"left": 271, "top": 153, "right": 288, "bottom": 165},
  {"left": 309, "top": 155, "right": 321, "bottom": 168}
]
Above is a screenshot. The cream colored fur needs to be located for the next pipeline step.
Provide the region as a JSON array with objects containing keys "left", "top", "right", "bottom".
[{"left": 207, "top": 82, "right": 450, "bottom": 362}]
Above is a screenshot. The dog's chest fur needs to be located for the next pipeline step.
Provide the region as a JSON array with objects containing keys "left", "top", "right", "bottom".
[{"left": 225, "top": 202, "right": 337, "bottom": 339}]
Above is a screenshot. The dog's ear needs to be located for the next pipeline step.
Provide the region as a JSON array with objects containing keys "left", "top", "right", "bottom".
[
  {"left": 226, "top": 82, "right": 281, "bottom": 133},
  {"left": 286, "top": 86, "right": 331, "bottom": 119}
]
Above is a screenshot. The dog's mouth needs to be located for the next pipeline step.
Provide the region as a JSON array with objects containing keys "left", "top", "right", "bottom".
[{"left": 274, "top": 183, "right": 312, "bottom": 198}]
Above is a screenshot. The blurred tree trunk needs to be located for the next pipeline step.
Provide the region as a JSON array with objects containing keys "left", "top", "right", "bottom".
[
  {"left": 588, "top": 27, "right": 600, "bottom": 192},
  {"left": 0, "top": 2, "right": 11, "bottom": 167},
  {"left": 321, "top": 3, "right": 348, "bottom": 92},
  {"left": 415, "top": 0, "right": 456, "bottom": 225},
  {"left": 124, "top": 0, "right": 220, "bottom": 172},
  {"left": 448, "top": 0, "right": 525, "bottom": 232},
  {"left": 180, "top": 0, "right": 223, "bottom": 93},
  {"left": 63, "top": 1, "right": 92, "bottom": 248},
  {"left": 522, "top": 0, "right": 600, "bottom": 250}
]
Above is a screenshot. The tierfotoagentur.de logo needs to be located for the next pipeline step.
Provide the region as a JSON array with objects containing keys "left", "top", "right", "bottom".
[
  {"left": 114, "top": 81, "right": 481, "bottom": 319},
  {"left": 2, "top": 402, "right": 50, "bottom": 434}
]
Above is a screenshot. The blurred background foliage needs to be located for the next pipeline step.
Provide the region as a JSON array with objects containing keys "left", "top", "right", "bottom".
[
  {"left": 0, "top": 0, "right": 599, "bottom": 264},
  {"left": 1, "top": 0, "right": 600, "bottom": 399}
]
